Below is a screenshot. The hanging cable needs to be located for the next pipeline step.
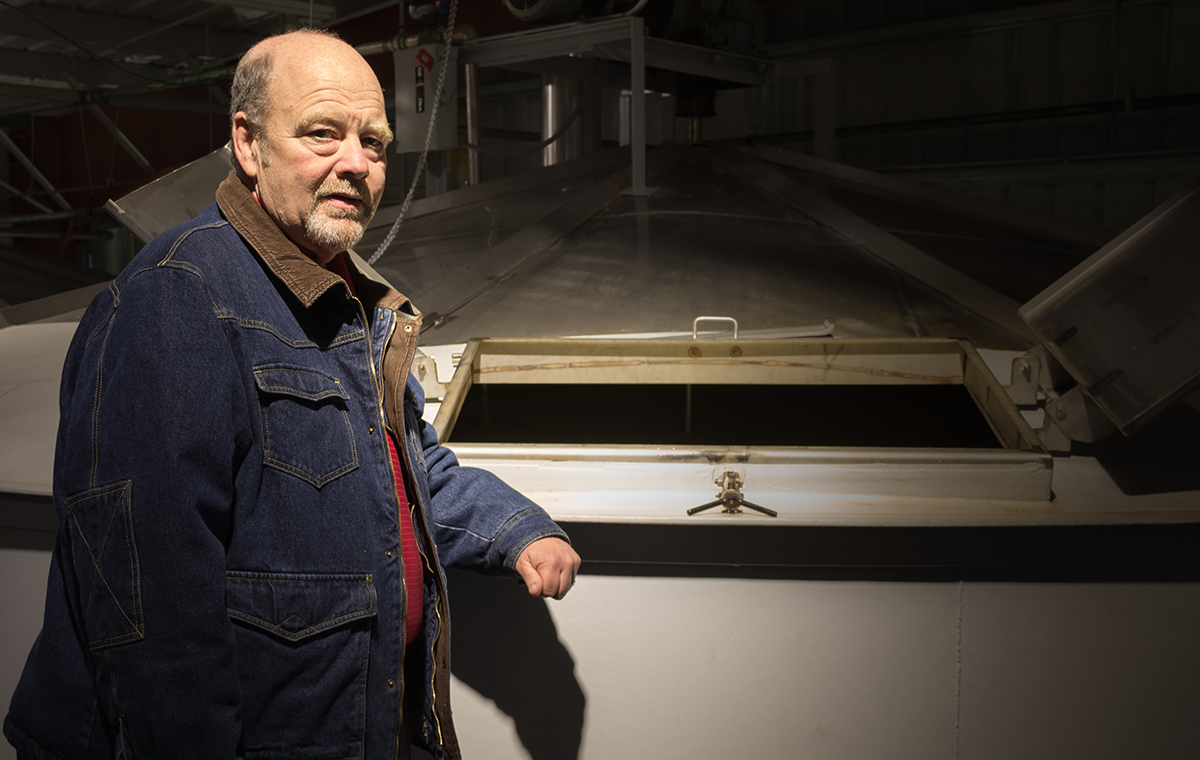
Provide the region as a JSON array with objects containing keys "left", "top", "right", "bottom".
[{"left": 368, "top": 0, "right": 459, "bottom": 266}]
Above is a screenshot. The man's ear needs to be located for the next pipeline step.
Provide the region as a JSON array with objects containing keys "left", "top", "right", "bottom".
[{"left": 231, "top": 112, "right": 260, "bottom": 180}]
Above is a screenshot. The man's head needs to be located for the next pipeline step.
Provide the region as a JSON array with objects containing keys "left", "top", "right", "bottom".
[{"left": 230, "top": 29, "right": 393, "bottom": 265}]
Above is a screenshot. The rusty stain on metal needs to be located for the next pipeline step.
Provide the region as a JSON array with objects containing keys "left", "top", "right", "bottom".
[{"left": 476, "top": 358, "right": 962, "bottom": 383}]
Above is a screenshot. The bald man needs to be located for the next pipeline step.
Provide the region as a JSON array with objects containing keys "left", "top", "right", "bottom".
[{"left": 5, "top": 30, "right": 578, "bottom": 760}]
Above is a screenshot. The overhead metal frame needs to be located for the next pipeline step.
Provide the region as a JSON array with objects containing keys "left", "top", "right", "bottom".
[
  {"left": 0, "top": 127, "right": 72, "bottom": 213},
  {"left": 457, "top": 16, "right": 836, "bottom": 191}
]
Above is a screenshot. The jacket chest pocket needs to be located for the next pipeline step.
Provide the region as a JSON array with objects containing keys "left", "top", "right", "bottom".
[
  {"left": 253, "top": 365, "right": 358, "bottom": 487},
  {"left": 227, "top": 571, "right": 376, "bottom": 760}
]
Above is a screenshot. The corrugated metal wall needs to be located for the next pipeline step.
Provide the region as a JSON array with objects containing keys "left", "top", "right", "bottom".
[{"left": 737, "top": 0, "right": 1200, "bottom": 230}]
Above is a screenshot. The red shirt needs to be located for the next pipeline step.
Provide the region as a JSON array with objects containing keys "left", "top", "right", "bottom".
[{"left": 327, "top": 253, "right": 424, "bottom": 645}]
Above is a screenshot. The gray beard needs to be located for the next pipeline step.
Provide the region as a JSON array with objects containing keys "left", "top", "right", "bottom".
[{"left": 304, "top": 203, "right": 367, "bottom": 253}]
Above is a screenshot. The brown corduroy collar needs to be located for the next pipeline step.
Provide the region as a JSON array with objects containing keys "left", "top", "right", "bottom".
[{"left": 215, "top": 171, "right": 360, "bottom": 309}]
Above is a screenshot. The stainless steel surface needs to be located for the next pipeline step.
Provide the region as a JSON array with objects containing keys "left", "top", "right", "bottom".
[
  {"left": 705, "top": 144, "right": 1039, "bottom": 345},
  {"left": 1019, "top": 179, "right": 1200, "bottom": 435},
  {"left": 359, "top": 144, "right": 1038, "bottom": 349},
  {"left": 751, "top": 144, "right": 1112, "bottom": 250},
  {"left": 104, "top": 144, "right": 233, "bottom": 244},
  {"left": 541, "top": 76, "right": 599, "bottom": 166},
  {"left": 369, "top": 147, "right": 632, "bottom": 231},
  {"left": 380, "top": 143, "right": 682, "bottom": 324}
]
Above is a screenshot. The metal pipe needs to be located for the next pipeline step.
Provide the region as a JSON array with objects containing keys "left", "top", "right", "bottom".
[
  {"left": 542, "top": 76, "right": 583, "bottom": 166},
  {"left": 0, "top": 227, "right": 113, "bottom": 240},
  {"left": 86, "top": 104, "right": 155, "bottom": 175},
  {"left": 355, "top": 34, "right": 422, "bottom": 57},
  {"left": 0, "top": 127, "right": 73, "bottom": 212},
  {"left": 64, "top": 73, "right": 155, "bottom": 175},
  {"left": 0, "top": 177, "right": 53, "bottom": 214},
  {"left": 465, "top": 62, "right": 480, "bottom": 185},
  {"left": 355, "top": 24, "right": 476, "bottom": 57},
  {"left": 623, "top": 0, "right": 651, "bottom": 16},
  {"left": 628, "top": 16, "right": 647, "bottom": 194},
  {"left": 0, "top": 208, "right": 103, "bottom": 224}
]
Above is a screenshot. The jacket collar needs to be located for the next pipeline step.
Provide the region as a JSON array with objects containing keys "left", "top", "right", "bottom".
[{"left": 215, "top": 172, "right": 420, "bottom": 322}]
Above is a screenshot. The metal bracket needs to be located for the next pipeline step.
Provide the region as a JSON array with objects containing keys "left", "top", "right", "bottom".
[
  {"left": 1008, "top": 344, "right": 1118, "bottom": 451},
  {"left": 1045, "top": 385, "right": 1118, "bottom": 444},
  {"left": 1004, "top": 353, "right": 1041, "bottom": 407},
  {"left": 687, "top": 471, "right": 777, "bottom": 517}
]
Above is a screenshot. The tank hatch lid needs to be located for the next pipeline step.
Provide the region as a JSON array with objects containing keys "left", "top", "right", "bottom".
[{"left": 1018, "top": 178, "right": 1200, "bottom": 436}]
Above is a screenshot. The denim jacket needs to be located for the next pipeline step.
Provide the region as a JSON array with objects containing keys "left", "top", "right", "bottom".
[{"left": 4, "top": 174, "right": 567, "bottom": 760}]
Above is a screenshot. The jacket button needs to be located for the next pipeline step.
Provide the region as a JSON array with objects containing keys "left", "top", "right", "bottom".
[
  {"left": 387, "top": 679, "right": 396, "bottom": 688},
  {"left": 369, "top": 425, "right": 376, "bottom": 434},
  {"left": 403, "top": 324, "right": 413, "bottom": 333},
  {"left": 386, "top": 550, "right": 393, "bottom": 558}
]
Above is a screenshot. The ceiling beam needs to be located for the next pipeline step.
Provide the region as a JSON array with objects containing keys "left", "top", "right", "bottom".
[
  {"left": 0, "top": 48, "right": 191, "bottom": 91},
  {"left": 0, "top": 5, "right": 261, "bottom": 72},
  {"left": 203, "top": 0, "right": 336, "bottom": 26},
  {"left": 766, "top": 0, "right": 1199, "bottom": 58}
]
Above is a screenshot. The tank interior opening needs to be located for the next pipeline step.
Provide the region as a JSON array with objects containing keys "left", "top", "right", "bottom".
[{"left": 447, "top": 383, "right": 1002, "bottom": 448}]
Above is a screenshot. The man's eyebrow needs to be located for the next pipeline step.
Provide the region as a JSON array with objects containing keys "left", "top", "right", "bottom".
[
  {"left": 365, "top": 120, "right": 395, "bottom": 145},
  {"left": 297, "top": 111, "right": 393, "bottom": 144},
  {"left": 295, "top": 110, "right": 343, "bottom": 131}
]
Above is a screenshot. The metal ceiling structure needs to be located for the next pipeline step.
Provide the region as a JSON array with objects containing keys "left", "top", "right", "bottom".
[
  {"left": 0, "top": 0, "right": 385, "bottom": 110},
  {"left": 1, "top": 0, "right": 1198, "bottom": 305}
]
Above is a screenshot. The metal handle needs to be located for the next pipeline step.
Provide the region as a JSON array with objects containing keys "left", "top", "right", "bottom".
[{"left": 692, "top": 316, "right": 738, "bottom": 340}]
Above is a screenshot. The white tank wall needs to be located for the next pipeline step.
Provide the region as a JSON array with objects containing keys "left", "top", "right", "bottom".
[
  {"left": 5, "top": 545, "right": 1199, "bottom": 760},
  {"left": 430, "top": 569, "right": 1200, "bottom": 760}
]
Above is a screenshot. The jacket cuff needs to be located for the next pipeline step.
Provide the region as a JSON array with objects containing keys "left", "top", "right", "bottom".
[{"left": 491, "top": 507, "right": 571, "bottom": 573}]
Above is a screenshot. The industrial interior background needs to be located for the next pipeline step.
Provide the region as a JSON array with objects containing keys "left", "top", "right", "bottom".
[{"left": 2, "top": 1, "right": 1199, "bottom": 759}]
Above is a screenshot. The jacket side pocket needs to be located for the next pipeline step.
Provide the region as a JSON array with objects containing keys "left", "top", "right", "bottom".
[
  {"left": 64, "top": 481, "right": 145, "bottom": 650},
  {"left": 226, "top": 571, "right": 377, "bottom": 760}
]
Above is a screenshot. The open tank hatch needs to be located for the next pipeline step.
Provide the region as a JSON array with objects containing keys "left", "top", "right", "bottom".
[{"left": 425, "top": 337, "right": 1051, "bottom": 525}]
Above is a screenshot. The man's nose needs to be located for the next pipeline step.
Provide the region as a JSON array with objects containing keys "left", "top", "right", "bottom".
[{"left": 336, "top": 137, "right": 370, "bottom": 179}]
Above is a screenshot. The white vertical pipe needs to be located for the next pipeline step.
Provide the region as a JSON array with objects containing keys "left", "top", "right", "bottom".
[{"left": 629, "top": 16, "right": 646, "bottom": 194}]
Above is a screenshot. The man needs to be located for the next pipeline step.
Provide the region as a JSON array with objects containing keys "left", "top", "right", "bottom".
[{"left": 5, "top": 29, "right": 579, "bottom": 760}]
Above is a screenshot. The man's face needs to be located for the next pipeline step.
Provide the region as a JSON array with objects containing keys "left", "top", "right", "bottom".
[{"left": 239, "top": 39, "right": 392, "bottom": 265}]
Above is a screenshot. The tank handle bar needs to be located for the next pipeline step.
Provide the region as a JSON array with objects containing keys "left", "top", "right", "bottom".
[{"left": 693, "top": 316, "right": 738, "bottom": 340}]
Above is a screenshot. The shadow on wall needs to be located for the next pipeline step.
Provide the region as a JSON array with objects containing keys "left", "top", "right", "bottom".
[{"left": 435, "top": 566, "right": 586, "bottom": 760}]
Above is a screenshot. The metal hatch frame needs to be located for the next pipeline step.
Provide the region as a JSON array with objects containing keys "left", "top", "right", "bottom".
[
  {"left": 429, "top": 337, "right": 1053, "bottom": 526},
  {"left": 1019, "top": 178, "right": 1200, "bottom": 437}
]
